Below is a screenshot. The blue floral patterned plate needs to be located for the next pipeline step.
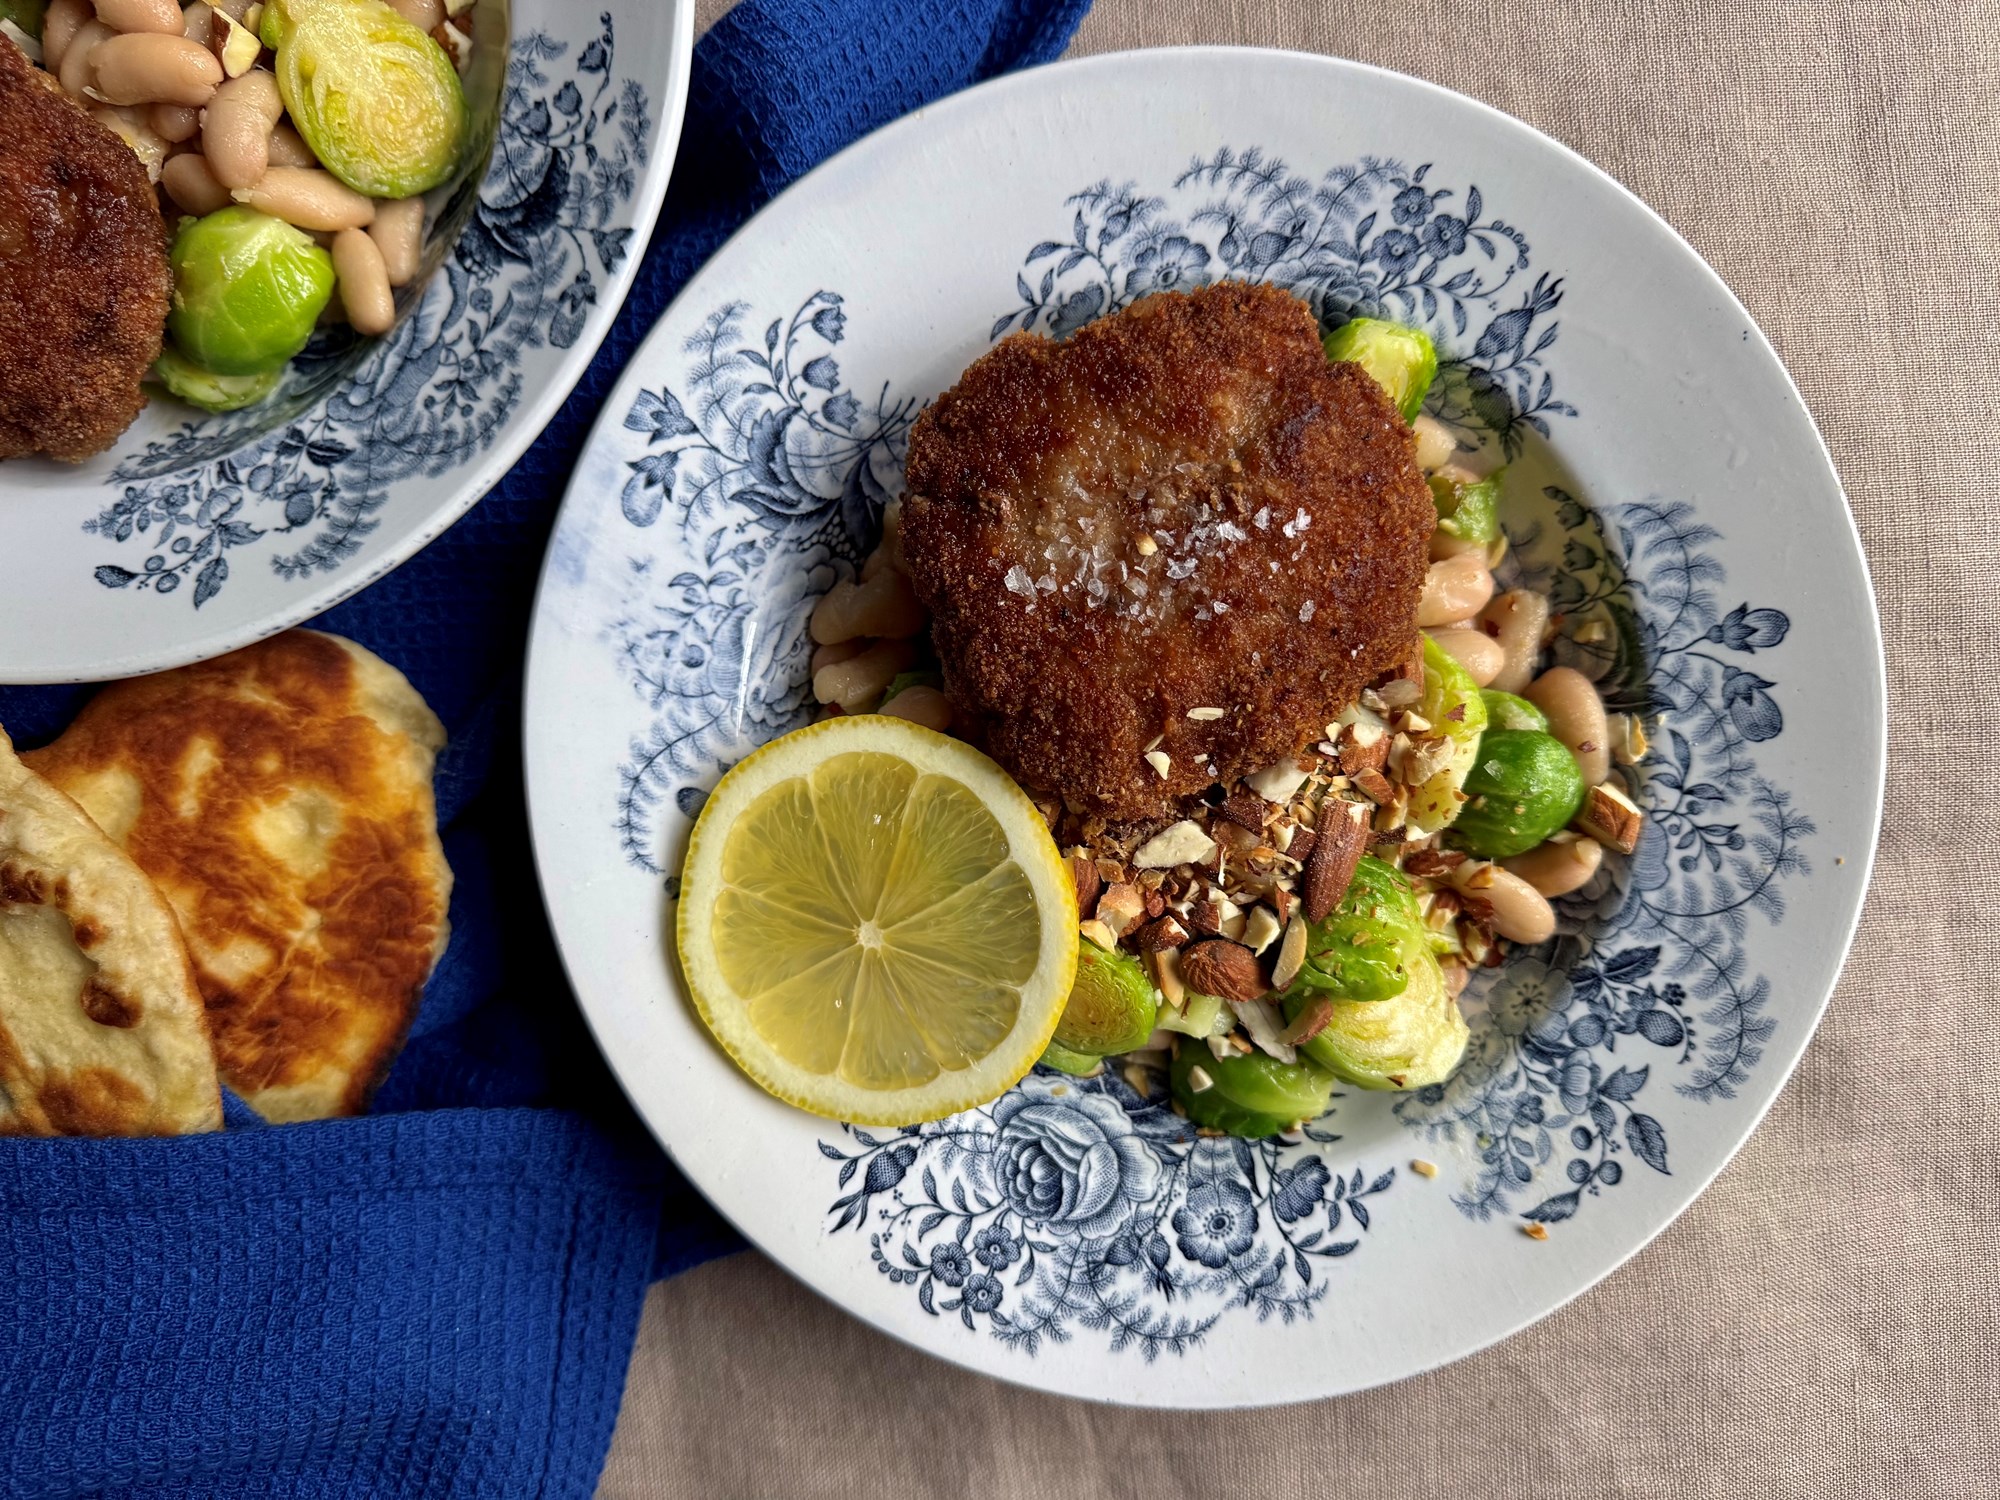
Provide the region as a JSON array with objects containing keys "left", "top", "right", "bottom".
[
  {"left": 0, "top": 1, "right": 692, "bottom": 684},
  {"left": 524, "top": 48, "right": 1884, "bottom": 1405}
]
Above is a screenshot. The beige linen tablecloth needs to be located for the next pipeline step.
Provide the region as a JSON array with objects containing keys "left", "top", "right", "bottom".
[{"left": 602, "top": 2, "right": 2000, "bottom": 1493}]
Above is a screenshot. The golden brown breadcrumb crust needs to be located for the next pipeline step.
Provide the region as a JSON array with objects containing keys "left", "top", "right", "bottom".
[
  {"left": 900, "top": 282, "right": 1432, "bottom": 821},
  {"left": 0, "top": 39, "right": 170, "bottom": 462}
]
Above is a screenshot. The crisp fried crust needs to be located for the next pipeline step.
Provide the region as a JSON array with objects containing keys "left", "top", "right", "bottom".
[
  {"left": 0, "top": 39, "right": 170, "bottom": 462},
  {"left": 900, "top": 282, "right": 1433, "bottom": 820}
]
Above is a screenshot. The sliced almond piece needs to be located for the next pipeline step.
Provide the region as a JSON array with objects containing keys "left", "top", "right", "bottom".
[
  {"left": 1095, "top": 881, "right": 1146, "bottom": 940},
  {"left": 1242, "top": 905, "right": 1282, "bottom": 956},
  {"left": 1133, "top": 819, "right": 1216, "bottom": 870},
  {"left": 1575, "top": 780, "right": 1643, "bottom": 854}
]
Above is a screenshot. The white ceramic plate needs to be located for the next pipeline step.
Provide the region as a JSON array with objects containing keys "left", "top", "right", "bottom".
[
  {"left": 525, "top": 48, "right": 1884, "bottom": 1405},
  {"left": 0, "top": 0, "right": 692, "bottom": 684}
]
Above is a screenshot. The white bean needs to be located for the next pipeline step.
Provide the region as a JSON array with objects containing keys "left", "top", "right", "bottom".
[
  {"left": 148, "top": 102, "right": 201, "bottom": 142},
  {"left": 332, "top": 227, "right": 395, "bottom": 335},
  {"left": 386, "top": 0, "right": 444, "bottom": 26},
  {"left": 89, "top": 33, "right": 222, "bottom": 107},
  {"left": 96, "top": 0, "right": 186, "bottom": 34},
  {"left": 1504, "top": 836, "right": 1603, "bottom": 899},
  {"left": 234, "top": 167, "right": 376, "bottom": 230},
  {"left": 1453, "top": 863, "right": 1556, "bottom": 945},
  {"left": 367, "top": 197, "right": 424, "bottom": 286},
  {"left": 809, "top": 568, "right": 926, "bottom": 645},
  {"left": 56, "top": 19, "right": 110, "bottom": 96},
  {"left": 180, "top": 1, "right": 213, "bottom": 46},
  {"left": 1427, "top": 627, "right": 1504, "bottom": 687},
  {"left": 1411, "top": 413, "right": 1456, "bottom": 471},
  {"left": 161, "top": 150, "right": 232, "bottom": 214},
  {"left": 41, "top": 0, "right": 90, "bottom": 72},
  {"left": 1524, "top": 666, "right": 1612, "bottom": 785},
  {"left": 879, "top": 686, "right": 952, "bottom": 733},
  {"left": 266, "top": 121, "right": 318, "bottom": 168},
  {"left": 809, "top": 638, "right": 867, "bottom": 677},
  {"left": 202, "top": 69, "right": 283, "bottom": 189},
  {"left": 1416, "top": 553, "right": 1494, "bottom": 627},
  {"left": 1478, "top": 588, "right": 1551, "bottom": 694},
  {"left": 812, "top": 639, "right": 915, "bottom": 712}
]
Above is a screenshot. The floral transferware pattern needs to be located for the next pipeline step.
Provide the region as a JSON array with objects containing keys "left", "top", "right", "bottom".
[
  {"left": 85, "top": 15, "right": 651, "bottom": 607},
  {"left": 603, "top": 152, "right": 1808, "bottom": 1354}
]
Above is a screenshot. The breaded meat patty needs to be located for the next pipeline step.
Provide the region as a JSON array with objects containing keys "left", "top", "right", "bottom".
[
  {"left": 0, "top": 37, "right": 170, "bottom": 462},
  {"left": 900, "top": 282, "right": 1433, "bottom": 821}
]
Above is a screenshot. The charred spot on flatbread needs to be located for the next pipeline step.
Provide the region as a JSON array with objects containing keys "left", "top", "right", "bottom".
[{"left": 27, "top": 630, "right": 453, "bottom": 1122}]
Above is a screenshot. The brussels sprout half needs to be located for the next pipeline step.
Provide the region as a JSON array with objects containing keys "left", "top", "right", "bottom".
[
  {"left": 152, "top": 346, "right": 284, "bottom": 413},
  {"left": 1449, "top": 729, "right": 1588, "bottom": 858},
  {"left": 1051, "top": 941, "right": 1158, "bottom": 1057},
  {"left": 1480, "top": 689, "right": 1550, "bottom": 733},
  {"left": 262, "top": 0, "right": 468, "bottom": 199},
  {"left": 1171, "top": 1045, "right": 1334, "bottom": 1138},
  {"left": 1406, "top": 635, "right": 1488, "bottom": 834},
  {"left": 1036, "top": 1037, "right": 1105, "bottom": 1077},
  {"left": 0, "top": 0, "right": 44, "bottom": 33},
  {"left": 1284, "top": 945, "right": 1469, "bottom": 1091},
  {"left": 1430, "top": 470, "right": 1503, "bottom": 545},
  {"left": 1280, "top": 855, "right": 1427, "bottom": 1005},
  {"left": 168, "top": 207, "right": 335, "bottom": 377},
  {"left": 1323, "top": 316, "right": 1437, "bottom": 421}
]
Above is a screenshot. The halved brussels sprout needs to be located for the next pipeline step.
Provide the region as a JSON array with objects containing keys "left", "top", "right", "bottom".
[
  {"left": 1480, "top": 689, "right": 1549, "bottom": 733},
  {"left": 1283, "top": 945, "right": 1469, "bottom": 1091},
  {"left": 1430, "top": 470, "right": 1502, "bottom": 545},
  {"left": 1036, "top": 1037, "right": 1104, "bottom": 1077},
  {"left": 1171, "top": 1044, "right": 1334, "bottom": 1138},
  {"left": 152, "top": 345, "right": 284, "bottom": 412},
  {"left": 168, "top": 207, "right": 334, "bottom": 376},
  {"left": 1, "top": 1, "right": 44, "bottom": 33},
  {"left": 262, "top": 0, "right": 468, "bottom": 198},
  {"left": 1406, "top": 634, "right": 1488, "bottom": 834},
  {"left": 1051, "top": 941, "right": 1158, "bottom": 1057},
  {"left": 1154, "top": 989, "right": 1229, "bottom": 1039},
  {"left": 1280, "top": 855, "right": 1426, "bottom": 1005},
  {"left": 1449, "top": 729, "right": 1587, "bottom": 858},
  {"left": 1323, "top": 316, "right": 1437, "bottom": 421}
]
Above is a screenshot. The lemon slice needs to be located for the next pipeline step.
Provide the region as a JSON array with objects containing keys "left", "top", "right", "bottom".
[{"left": 676, "top": 715, "right": 1078, "bottom": 1125}]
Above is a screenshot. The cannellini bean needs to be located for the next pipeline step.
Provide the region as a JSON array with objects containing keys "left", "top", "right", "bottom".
[
  {"left": 56, "top": 18, "right": 110, "bottom": 95},
  {"left": 161, "top": 150, "right": 232, "bottom": 214},
  {"left": 210, "top": 0, "right": 253, "bottom": 19},
  {"left": 267, "top": 121, "right": 318, "bottom": 168},
  {"left": 1429, "top": 528, "right": 1486, "bottom": 562},
  {"left": 41, "top": 0, "right": 91, "bottom": 72},
  {"left": 1428, "top": 627, "right": 1504, "bottom": 687},
  {"left": 1416, "top": 553, "right": 1495, "bottom": 627},
  {"left": 387, "top": 0, "right": 445, "bottom": 26},
  {"left": 879, "top": 686, "right": 952, "bottom": 732},
  {"left": 1478, "top": 588, "right": 1551, "bottom": 694},
  {"left": 234, "top": 167, "right": 376, "bottom": 230},
  {"left": 809, "top": 638, "right": 867, "bottom": 676},
  {"left": 202, "top": 70, "right": 283, "bottom": 189},
  {"left": 332, "top": 227, "right": 395, "bottom": 335},
  {"left": 812, "top": 639, "right": 915, "bottom": 711},
  {"left": 1411, "top": 413, "right": 1456, "bottom": 471},
  {"left": 367, "top": 197, "right": 424, "bottom": 286},
  {"left": 1524, "top": 666, "right": 1612, "bottom": 785},
  {"left": 96, "top": 0, "right": 186, "bottom": 34},
  {"left": 180, "top": 1, "right": 213, "bottom": 46},
  {"left": 809, "top": 567, "right": 926, "bottom": 645},
  {"left": 860, "top": 545, "right": 894, "bottom": 582},
  {"left": 89, "top": 33, "right": 222, "bottom": 107},
  {"left": 1504, "top": 836, "right": 1604, "bottom": 898},
  {"left": 1453, "top": 863, "right": 1556, "bottom": 945},
  {"left": 148, "top": 102, "right": 200, "bottom": 142}
]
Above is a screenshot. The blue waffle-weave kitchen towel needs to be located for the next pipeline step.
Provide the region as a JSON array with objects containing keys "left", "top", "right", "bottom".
[{"left": 0, "top": 0, "right": 1089, "bottom": 1493}]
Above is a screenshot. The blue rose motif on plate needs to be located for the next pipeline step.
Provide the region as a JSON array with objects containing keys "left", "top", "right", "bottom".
[{"left": 989, "top": 1085, "right": 1162, "bottom": 1239}]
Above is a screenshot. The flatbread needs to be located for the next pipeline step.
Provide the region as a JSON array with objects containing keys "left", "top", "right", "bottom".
[
  {"left": 26, "top": 631, "right": 452, "bottom": 1122},
  {"left": 0, "top": 725, "right": 220, "bottom": 1135}
]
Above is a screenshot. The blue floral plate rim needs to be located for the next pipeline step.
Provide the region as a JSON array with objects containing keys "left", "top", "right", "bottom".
[{"left": 524, "top": 46, "right": 1884, "bottom": 1406}]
